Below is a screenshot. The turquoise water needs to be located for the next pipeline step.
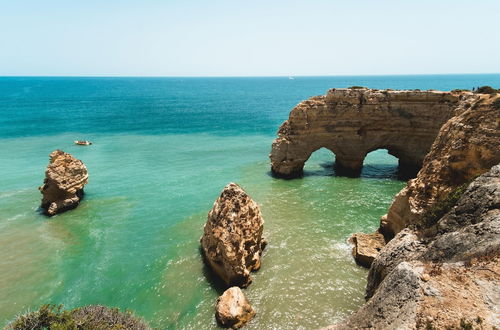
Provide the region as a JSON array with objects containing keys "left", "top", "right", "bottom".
[{"left": 1, "top": 75, "right": 499, "bottom": 329}]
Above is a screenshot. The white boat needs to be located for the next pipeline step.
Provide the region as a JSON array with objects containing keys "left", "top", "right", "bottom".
[{"left": 74, "top": 140, "right": 92, "bottom": 146}]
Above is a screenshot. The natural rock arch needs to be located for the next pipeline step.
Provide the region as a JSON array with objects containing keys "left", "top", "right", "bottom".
[{"left": 270, "top": 88, "right": 477, "bottom": 178}]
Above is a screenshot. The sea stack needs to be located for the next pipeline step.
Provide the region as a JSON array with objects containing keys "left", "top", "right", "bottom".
[
  {"left": 39, "top": 150, "right": 88, "bottom": 216},
  {"left": 201, "top": 183, "right": 265, "bottom": 288},
  {"left": 215, "top": 287, "right": 256, "bottom": 329}
]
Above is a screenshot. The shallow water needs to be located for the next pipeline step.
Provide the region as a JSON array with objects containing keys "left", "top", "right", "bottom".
[{"left": 1, "top": 75, "right": 499, "bottom": 329}]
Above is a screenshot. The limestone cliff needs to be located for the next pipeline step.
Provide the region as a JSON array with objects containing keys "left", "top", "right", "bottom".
[
  {"left": 270, "top": 88, "right": 479, "bottom": 177},
  {"left": 381, "top": 93, "right": 500, "bottom": 237},
  {"left": 39, "top": 150, "right": 88, "bottom": 216},
  {"left": 200, "top": 183, "right": 266, "bottom": 288},
  {"left": 328, "top": 164, "right": 500, "bottom": 330}
]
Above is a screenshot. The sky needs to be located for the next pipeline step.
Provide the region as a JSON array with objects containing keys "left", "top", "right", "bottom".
[{"left": 1, "top": 0, "right": 499, "bottom": 76}]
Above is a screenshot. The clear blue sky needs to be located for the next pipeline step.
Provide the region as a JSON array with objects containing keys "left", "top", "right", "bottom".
[{"left": 1, "top": 0, "right": 499, "bottom": 76}]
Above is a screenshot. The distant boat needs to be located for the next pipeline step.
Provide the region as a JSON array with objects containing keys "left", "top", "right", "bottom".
[
  {"left": 74, "top": 140, "right": 92, "bottom": 146},
  {"left": 288, "top": 76, "right": 295, "bottom": 80}
]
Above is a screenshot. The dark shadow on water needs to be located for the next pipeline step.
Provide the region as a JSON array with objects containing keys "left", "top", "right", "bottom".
[
  {"left": 199, "top": 247, "right": 229, "bottom": 295},
  {"left": 268, "top": 162, "right": 415, "bottom": 181}
]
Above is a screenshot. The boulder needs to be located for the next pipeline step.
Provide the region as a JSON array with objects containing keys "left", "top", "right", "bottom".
[
  {"left": 349, "top": 231, "right": 386, "bottom": 268},
  {"left": 39, "top": 150, "right": 88, "bottom": 216},
  {"left": 215, "top": 287, "right": 256, "bottom": 329},
  {"left": 201, "top": 183, "right": 265, "bottom": 288}
]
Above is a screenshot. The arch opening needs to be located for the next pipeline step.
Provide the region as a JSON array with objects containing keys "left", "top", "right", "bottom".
[
  {"left": 362, "top": 148, "right": 420, "bottom": 180},
  {"left": 361, "top": 149, "right": 399, "bottom": 179},
  {"left": 302, "top": 147, "right": 336, "bottom": 177}
]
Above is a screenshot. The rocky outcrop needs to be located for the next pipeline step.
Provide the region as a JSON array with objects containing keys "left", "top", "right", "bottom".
[
  {"left": 328, "top": 165, "right": 500, "bottom": 329},
  {"left": 39, "top": 150, "right": 88, "bottom": 216},
  {"left": 200, "top": 183, "right": 265, "bottom": 288},
  {"left": 349, "top": 231, "right": 386, "bottom": 268},
  {"left": 215, "top": 287, "right": 256, "bottom": 329},
  {"left": 270, "top": 88, "right": 479, "bottom": 177},
  {"left": 381, "top": 94, "right": 500, "bottom": 238}
]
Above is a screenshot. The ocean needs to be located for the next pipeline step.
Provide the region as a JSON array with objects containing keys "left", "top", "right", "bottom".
[{"left": 1, "top": 74, "right": 499, "bottom": 329}]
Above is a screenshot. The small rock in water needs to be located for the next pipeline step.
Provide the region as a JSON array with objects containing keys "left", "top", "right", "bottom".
[
  {"left": 215, "top": 287, "right": 256, "bottom": 329},
  {"left": 39, "top": 150, "right": 88, "bottom": 216},
  {"left": 349, "top": 231, "right": 386, "bottom": 268}
]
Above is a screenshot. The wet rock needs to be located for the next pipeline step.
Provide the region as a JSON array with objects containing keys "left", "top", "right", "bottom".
[
  {"left": 215, "top": 287, "right": 256, "bottom": 329},
  {"left": 39, "top": 150, "right": 88, "bottom": 216},
  {"left": 200, "top": 183, "right": 265, "bottom": 288}
]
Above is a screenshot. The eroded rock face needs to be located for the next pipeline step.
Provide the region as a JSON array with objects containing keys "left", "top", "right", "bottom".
[
  {"left": 215, "top": 287, "right": 256, "bottom": 329},
  {"left": 39, "top": 150, "right": 88, "bottom": 216},
  {"left": 349, "top": 231, "right": 386, "bottom": 268},
  {"left": 381, "top": 94, "right": 500, "bottom": 237},
  {"left": 270, "top": 88, "right": 478, "bottom": 178},
  {"left": 328, "top": 165, "right": 500, "bottom": 330},
  {"left": 200, "top": 183, "right": 265, "bottom": 288}
]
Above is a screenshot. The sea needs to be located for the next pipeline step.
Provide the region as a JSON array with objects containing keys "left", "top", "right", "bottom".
[{"left": 1, "top": 74, "right": 499, "bottom": 329}]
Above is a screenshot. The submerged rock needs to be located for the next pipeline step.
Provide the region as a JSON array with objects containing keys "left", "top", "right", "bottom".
[
  {"left": 201, "top": 183, "right": 265, "bottom": 288},
  {"left": 39, "top": 150, "right": 88, "bottom": 216},
  {"left": 215, "top": 287, "right": 256, "bottom": 329},
  {"left": 349, "top": 231, "right": 386, "bottom": 268}
]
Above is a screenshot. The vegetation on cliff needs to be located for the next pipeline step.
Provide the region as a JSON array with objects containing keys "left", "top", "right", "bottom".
[{"left": 5, "top": 304, "right": 149, "bottom": 330}]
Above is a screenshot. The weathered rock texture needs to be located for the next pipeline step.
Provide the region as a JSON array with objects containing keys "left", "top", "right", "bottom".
[
  {"left": 215, "top": 287, "right": 256, "bottom": 329},
  {"left": 201, "top": 183, "right": 265, "bottom": 288},
  {"left": 349, "top": 231, "right": 386, "bottom": 268},
  {"left": 381, "top": 94, "right": 500, "bottom": 237},
  {"left": 39, "top": 150, "right": 88, "bottom": 216},
  {"left": 270, "top": 88, "right": 479, "bottom": 177},
  {"left": 328, "top": 165, "right": 500, "bottom": 329}
]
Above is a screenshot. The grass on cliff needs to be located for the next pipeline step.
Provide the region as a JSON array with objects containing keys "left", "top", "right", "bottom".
[
  {"left": 416, "top": 182, "right": 470, "bottom": 230},
  {"left": 6, "top": 304, "right": 150, "bottom": 330}
]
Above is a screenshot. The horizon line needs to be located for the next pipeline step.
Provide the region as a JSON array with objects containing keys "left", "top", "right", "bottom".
[{"left": 1, "top": 72, "right": 500, "bottom": 78}]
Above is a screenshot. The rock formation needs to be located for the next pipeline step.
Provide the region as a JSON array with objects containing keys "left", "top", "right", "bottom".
[
  {"left": 328, "top": 164, "right": 500, "bottom": 330},
  {"left": 39, "top": 150, "right": 88, "bottom": 216},
  {"left": 349, "top": 231, "right": 386, "bottom": 268},
  {"left": 270, "top": 88, "right": 479, "bottom": 177},
  {"left": 200, "top": 183, "right": 265, "bottom": 288},
  {"left": 215, "top": 287, "right": 256, "bottom": 329},
  {"left": 380, "top": 93, "right": 500, "bottom": 238}
]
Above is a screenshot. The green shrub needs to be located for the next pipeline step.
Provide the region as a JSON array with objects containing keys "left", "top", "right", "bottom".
[
  {"left": 476, "top": 86, "right": 498, "bottom": 94},
  {"left": 348, "top": 86, "right": 366, "bottom": 89},
  {"left": 418, "top": 182, "right": 469, "bottom": 229},
  {"left": 6, "top": 304, "right": 150, "bottom": 330}
]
